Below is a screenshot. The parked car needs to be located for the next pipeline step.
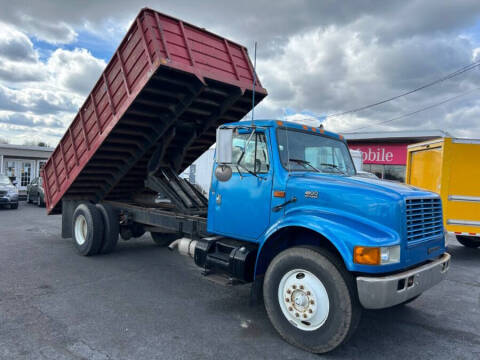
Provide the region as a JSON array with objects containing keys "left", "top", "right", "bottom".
[
  {"left": 0, "top": 174, "right": 19, "bottom": 209},
  {"left": 26, "top": 177, "right": 45, "bottom": 207}
]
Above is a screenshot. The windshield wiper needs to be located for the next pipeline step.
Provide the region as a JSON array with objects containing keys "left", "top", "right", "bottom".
[
  {"left": 319, "top": 163, "right": 347, "bottom": 175},
  {"left": 287, "top": 158, "right": 320, "bottom": 172},
  {"left": 235, "top": 163, "right": 266, "bottom": 180}
]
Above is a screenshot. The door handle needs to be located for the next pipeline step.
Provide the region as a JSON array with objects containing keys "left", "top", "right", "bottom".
[
  {"left": 272, "top": 197, "right": 297, "bottom": 212},
  {"left": 216, "top": 194, "right": 222, "bottom": 205}
]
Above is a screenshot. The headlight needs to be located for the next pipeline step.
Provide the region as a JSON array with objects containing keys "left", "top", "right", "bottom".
[
  {"left": 380, "top": 245, "right": 400, "bottom": 264},
  {"left": 354, "top": 245, "right": 400, "bottom": 265}
]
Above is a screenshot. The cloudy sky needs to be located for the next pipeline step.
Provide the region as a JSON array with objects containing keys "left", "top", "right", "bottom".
[{"left": 1, "top": 0, "right": 480, "bottom": 146}]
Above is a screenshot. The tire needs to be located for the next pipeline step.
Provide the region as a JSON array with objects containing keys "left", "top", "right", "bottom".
[
  {"left": 10, "top": 203, "right": 18, "bottom": 209},
  {"left": 263, "top": 247, "right": 361, "bottom": 354},
  {"left": 96, "top": 203, "right": 119, "bottom": 254},
  {"left": 72, "top": 203, "right": 104, "bottom": 256},
  {"left": 457, "top": 235, "right": 480, "bottom": 248},
  {"left": 37, "top": 194, "right": 44, "bottom": 207},
  {"left": 131, "top": 223, "right": 145, "bottom": 238},
  {"left": 150, "top": 232, "right": 179, "bottom": 246}
]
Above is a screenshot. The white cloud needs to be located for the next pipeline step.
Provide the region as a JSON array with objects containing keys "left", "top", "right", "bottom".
[
  {"left": 46, "top": 48, "right": 106, "bottom": 95},
  {"left": 255, "top": 21, "right": 480, "bottom": 137},
  {"left": 17, "top": 15, "right": 77, "bottom": 45},
  {"left": 0, "top": 22, "right": 38, "bottom": 62},
  {"left": 0, "top": 24, "right": 106, "bottom": 145}
]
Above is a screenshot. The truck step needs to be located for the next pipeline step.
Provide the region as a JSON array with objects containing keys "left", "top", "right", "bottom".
[{"left": 194, "top": 237, "right": 258, "bottom": 283}]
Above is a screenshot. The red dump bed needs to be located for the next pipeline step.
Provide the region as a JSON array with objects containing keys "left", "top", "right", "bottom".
[{"left": 42, "top": 8, "right": 267, "bottom": 214}]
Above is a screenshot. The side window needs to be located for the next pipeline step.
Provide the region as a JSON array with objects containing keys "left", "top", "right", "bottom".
[{"left": 232, "top": 131, "right": 270, "bottom": 173}]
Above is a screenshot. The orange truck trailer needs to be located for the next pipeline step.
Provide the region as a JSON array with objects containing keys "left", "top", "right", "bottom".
[{"left": 406, "top": 138, "right": 480, "bottom": 248}]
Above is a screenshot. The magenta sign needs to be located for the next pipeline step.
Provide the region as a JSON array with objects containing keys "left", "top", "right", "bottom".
[{"left": 349, "top": 143, "right": 407, "bottom": 165}]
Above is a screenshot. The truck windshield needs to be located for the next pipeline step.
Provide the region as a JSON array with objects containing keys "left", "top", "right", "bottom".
[{"left": 277, "top": 128, "right": 356, "bottom": 176}]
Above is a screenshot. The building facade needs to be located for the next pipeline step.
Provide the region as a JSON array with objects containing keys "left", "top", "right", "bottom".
[
  {"left": 0, "top": 144, "right": 54, "bottom": 193},
  {"left": 344, "top": 130, "right": 451, "bottom": 182}
]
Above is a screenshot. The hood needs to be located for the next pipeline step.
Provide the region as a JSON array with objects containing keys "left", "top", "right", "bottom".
[
  {"left": 286, "top": 173, "right": 438, "bottom": 234},
  {"left": 0, "top": 183, "right": 15, "bottom": 191}
]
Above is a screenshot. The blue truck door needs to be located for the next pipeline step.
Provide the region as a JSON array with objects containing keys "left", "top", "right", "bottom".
[{"left": 210, "top": 131, "right": 273, "bottom": 241}]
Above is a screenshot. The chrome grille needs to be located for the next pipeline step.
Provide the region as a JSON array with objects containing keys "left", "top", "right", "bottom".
[{"left": 406, "top": 197, "right": 443, "bottom": 243}]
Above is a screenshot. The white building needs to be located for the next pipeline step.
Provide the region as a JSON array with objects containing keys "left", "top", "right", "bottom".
[
  {"left": 181, "top": 148, "right": 215, "bottom": 195},
  {"left": 0, "top": 144, "right": 54, "bottom": 193}
]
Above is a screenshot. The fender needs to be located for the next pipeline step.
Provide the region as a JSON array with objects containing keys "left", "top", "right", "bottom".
[{"left": 254, "top": 205, "right": 402, "bottom": 277}]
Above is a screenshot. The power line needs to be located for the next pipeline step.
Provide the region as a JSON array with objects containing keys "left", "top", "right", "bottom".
[
  {"left": 351, "top": 86, "right": 480, "bottom": 131},
  {"left": 326, "top": 60, "right": 480, "bottom": 119}
]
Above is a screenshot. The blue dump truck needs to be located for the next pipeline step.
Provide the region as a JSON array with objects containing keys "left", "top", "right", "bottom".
[{"left": 44, "top": 9, "right": 450, "bottom": 354}]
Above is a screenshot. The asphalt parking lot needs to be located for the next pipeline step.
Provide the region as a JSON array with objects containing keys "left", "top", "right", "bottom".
[{"left": 0, "top": 202, "right": 479, "bottom": 360}]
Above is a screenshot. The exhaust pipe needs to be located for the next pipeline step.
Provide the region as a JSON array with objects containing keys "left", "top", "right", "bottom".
[{"left": 168, "top": 238, "right": 197, "bottom": 258}]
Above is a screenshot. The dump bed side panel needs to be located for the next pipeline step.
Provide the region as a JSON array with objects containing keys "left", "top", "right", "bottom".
[
  {"left": 43, "top": 8, "right": 267, "bottom": 214},
  {"left": 444, "top": 139, "right": 480, "bottom": 234}
]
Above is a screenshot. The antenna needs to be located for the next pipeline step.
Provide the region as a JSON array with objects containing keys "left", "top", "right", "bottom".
[{"left": 251, "top": 41, "right": 257, "bottom": 127}]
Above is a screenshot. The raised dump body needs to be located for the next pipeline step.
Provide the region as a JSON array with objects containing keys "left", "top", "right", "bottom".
[{"left": 42, "top": 7, "right": 267, "bottom": 214}]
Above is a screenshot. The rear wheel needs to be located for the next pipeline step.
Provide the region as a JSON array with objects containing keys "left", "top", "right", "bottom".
[
  {"left": 150, "top": 232, "right": 179, "bottom": 247},
  {"left": 96, "top": 203, "right": 119, "bottom": 254},
  {"left": 72, "top": 203, "right": 104, "bottom": 256},
  {"left": 457, "top": 235, "right": 480, "bottom": 248},
  {"left": 263, "top": 247, "right": 361, "bottom": 354}
]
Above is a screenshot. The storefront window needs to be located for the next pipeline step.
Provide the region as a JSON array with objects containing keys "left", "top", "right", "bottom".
[
  {"left": 384, "top": 165, "right": 405, "bottom": 182},
  {"left": 21, "top": 162, "right": 32, "bottom": 187},
  {"left": 361, "top": 164, "right": 406, "bottom": 182},
  {"left": 369, "top": 164, "right": 384, "bottom": 179}
]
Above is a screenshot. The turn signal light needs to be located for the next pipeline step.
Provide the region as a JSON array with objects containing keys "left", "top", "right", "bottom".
[
  {"left": 273, "top": 190, "right": 286, "bottom": 198},
  {"left": 353, "top": 246, "right": 380, "bottom": 265}
]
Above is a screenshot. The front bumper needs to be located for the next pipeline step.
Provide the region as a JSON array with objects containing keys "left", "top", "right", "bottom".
[
  {"left": 0, "top": 195, "right": 18, "bottom": 204},
  {"left": 356, "top": 252, "right": 450, "bottom": 309}
]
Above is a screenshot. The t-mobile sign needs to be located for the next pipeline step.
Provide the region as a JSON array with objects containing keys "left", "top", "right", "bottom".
[{"left": 349, "top": 143, "right": 407, "bottom": 165}]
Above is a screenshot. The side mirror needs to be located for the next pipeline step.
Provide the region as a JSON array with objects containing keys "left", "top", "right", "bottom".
[
  {"left": 216, "top": 128, "right": 233, "bottom": 164},
  {"left": 12, "top": 180, "right": 17, "bottom": 186},
  {"left": 215, "top": 128, "right": 234, "bottom": 182}
]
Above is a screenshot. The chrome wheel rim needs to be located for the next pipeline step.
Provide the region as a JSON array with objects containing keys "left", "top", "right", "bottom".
[
  {"left": 278, "top": 269, "right": 330, "bottom": 331},
  {"left": 74, "top": 215, "right": 88, "bottom": 246}
]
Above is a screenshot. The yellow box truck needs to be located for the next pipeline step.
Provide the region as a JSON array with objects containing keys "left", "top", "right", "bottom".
[{"left": 406, "top": 138, "right": 480, "bottom": 248}]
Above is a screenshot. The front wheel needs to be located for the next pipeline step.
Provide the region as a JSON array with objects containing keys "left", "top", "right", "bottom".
[
  {"left": 263, "top": 247, "right": 361, "bottom": 354},
  {"left": 457, "top": 235, "right": 480, "bottom": 248}
]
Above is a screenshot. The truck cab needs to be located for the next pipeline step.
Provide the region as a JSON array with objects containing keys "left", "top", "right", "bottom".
[{"left": 201, "top": 120, "right": 450, "bottom": 351}]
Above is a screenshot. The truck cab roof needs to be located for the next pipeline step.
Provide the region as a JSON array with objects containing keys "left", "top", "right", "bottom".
[{"left": 222, "top": 119, "right": 345, "bottom": 142}]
